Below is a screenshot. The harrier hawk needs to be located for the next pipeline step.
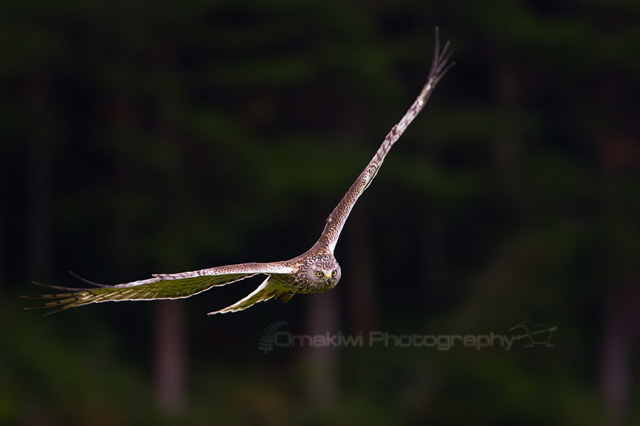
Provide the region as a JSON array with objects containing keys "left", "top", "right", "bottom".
[{"left": 25, "top": 28, "right": 454, "bottom": 315}]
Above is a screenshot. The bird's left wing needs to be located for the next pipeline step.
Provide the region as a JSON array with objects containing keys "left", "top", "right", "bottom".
[
  {"left": 24, "top": 262, "right": 294, "bottom": 315},
  {"left": 314, "top": 27, "right": 454, "bottom": 253}
]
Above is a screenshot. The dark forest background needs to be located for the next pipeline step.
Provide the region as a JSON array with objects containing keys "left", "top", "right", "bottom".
[{"left": 2, "top": 0, "right": 639, "bottom": 425}]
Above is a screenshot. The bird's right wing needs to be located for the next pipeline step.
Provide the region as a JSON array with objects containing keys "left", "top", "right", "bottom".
[
  {"left": 24, "top": 262, "right": 294, "bottom": 315},
  {"left": 208, "top": 276, "right": 293, "bottom": 315}
]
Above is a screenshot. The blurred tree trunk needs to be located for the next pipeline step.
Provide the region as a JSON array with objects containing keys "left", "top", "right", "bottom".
[
  {"left": 423, "top": 210, "right": 448, "bottom": 304},
  {"left": 346, "top": 203, "right": 377, "bottom": 331},
  {"left": 597, "top": 134, "right": 640, "bottom": 426},
  {"left": 345, "top": 100, "right": 377, "bottom": 331},
  {"left": 601, "top": 282, "right": 631, "bottom": 426},
  {"left": 155, "top": 300, "right": 187, "bottom": 416},
  {"left": 27, "top": 72, "right": 53, "bottom": 280},
  {"left": 305, "top": 290, "right": 339, "bottom": 407},
  {"left": 0, "top": 174, "right": 3, "bottom": 298},
  {"left": 153, "top": 42, "right": 188, "bottom": 416},
  {"left": 596, "top": 69, "right": 640, "bottom": 424},
  {"left": 493, "top": 53, "right": 523, "bottom": 189}
]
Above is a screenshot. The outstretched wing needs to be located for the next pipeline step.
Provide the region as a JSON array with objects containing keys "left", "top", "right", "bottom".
[
  {"left": 314, "top": 27, "right": 454, "bottom": 253},
  {"left": 208, "top": 276, "right": 293, "bottom": 315},
  {"left": 24, "top": 262, "right": 294, "bottom": 315}
]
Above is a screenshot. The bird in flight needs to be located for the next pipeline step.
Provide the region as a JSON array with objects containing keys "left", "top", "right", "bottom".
[{"left": 25, "top": 27, "right": 454, "bottom": 315}]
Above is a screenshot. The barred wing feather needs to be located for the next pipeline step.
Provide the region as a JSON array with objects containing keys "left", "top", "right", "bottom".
[{"left": 25, "top": 262, "right": 293, "bottom": 315}]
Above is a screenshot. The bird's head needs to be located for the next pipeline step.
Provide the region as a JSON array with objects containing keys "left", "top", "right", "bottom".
[{"left": 300, "top": 254, "right": 341, "bottom": 292}]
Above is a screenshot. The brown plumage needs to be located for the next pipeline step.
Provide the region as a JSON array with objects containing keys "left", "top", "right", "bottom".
[{"left": 24, "top": 27, "right": 454, "bottom": 315}]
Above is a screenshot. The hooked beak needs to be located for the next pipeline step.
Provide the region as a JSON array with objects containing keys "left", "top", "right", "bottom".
[{"left": 325, "top": 273, "right": 333, "bottom": 286}]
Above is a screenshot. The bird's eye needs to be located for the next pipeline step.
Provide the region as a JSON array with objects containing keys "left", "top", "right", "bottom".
[
  {"left": 332, "top": 270, "right": 338, "bottom": 277},
  {"left": 316, "top": 271, "right": 323, "bottom": 278}
]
